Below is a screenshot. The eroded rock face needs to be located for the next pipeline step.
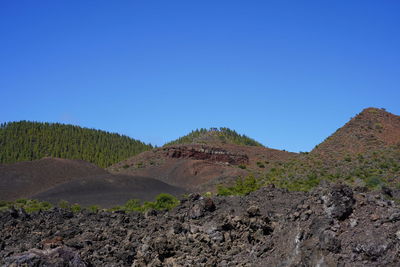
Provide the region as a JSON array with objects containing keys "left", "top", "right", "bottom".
[
  {"left": 163, "top": 145, "right": 249, "bottom": 165},
  {"left": 1, "top": 184, "right": 400, "bottom": 266}
]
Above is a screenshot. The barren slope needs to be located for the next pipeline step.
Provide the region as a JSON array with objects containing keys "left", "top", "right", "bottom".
[
  {"left": 32, "top": 174, "right": 186, "bottom": 208},
  {"left": 0, "top": 158, "right": 107, "bottom": 201}
]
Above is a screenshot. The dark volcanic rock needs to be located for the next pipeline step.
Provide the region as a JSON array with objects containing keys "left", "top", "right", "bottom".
[
  {"left": 323, "top": 184, "right": 356, "bottom": 220},
  {"left": 1, "top": 184, "right": 400, "bottom": 266},
  {"left": 4, "top": 246, "right": 86, "bottom": 266}
]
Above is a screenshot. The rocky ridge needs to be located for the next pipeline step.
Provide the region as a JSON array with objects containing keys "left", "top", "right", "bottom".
[{"left": 1, "top": 184, "right": 400, "bottom": 266}]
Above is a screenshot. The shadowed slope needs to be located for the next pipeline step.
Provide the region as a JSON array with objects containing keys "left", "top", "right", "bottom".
[
  {"left": 0, "top": 158, "right": 107, "bottom": 201},
  {"left": 32, "top": 174, "right": 186, "bottom": 208}
]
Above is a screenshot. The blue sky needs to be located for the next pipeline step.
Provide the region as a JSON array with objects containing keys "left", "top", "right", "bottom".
[{"left": 1, "top": 1, "right": 399, "bottom": 152}]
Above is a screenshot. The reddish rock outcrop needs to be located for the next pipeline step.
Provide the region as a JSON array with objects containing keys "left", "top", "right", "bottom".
[{"left": 162, "top": 145, "right": 249, "bottom": 165}]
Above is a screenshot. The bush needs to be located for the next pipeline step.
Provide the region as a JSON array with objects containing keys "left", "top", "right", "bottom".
[
  {"left": 153, "top": 193, "right": 180, "bottom": 210},
  {"left": 88, "top": 205, "right": 100, "bottom": 213},
  {"left": 217, "top": 175, "right": 261, "bottom": 196},
  {"left": 216, "top": 185, "right": 234, "bottom": 196},
  {"left": 203, "top": 192, "right": 213, "bottom": 198},
  {"left": 112, "top": 193, "right": 180, "bottom": 213},
  {"left": 256, "top": 162, "right": 265, "bottom": 168},
  {"left": 71, "top": 204, "right": 81, "bottom": 213},
  {"left": 58, "top": 200, "right": 70, "bottom": 209},
  {"left": 15, "top": 198, "right": 28, "bottom": 204},
  {"left": 8, "top": 199, "right": 53, "bottom": 213},
  {"left": 0, "top": 200, "right": 7, "bottom": 207},
  {"left": 365, "top": 176, "right": 383, "bottom": 189},
  {"left": 124, "top": 199, "right": 142, "bottom": 212}
]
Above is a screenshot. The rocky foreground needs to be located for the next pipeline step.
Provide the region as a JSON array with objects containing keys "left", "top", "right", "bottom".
[{"left": 1, "top": 184, "right": 400, "bottom": 266}]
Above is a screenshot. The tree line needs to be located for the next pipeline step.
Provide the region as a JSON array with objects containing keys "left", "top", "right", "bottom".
[
  {"left": 0, "top": 121, "right": 152, "bottom": 168},
  {"left": 165, "top": 127, "right": 264, "bottom": 147}
]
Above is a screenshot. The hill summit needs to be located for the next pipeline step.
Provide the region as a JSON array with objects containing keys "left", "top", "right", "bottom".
[
  {"left": 165, "top": 127, "right": 264, "bottom": 147},
  {"left": 312, "top": 107, "right": 400, "bottom": 158}
]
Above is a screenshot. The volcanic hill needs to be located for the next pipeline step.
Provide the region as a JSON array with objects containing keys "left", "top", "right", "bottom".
[
  {"left": 312, "top": 107, "right": 400, "bottom": 158},
  {"left": 109, "top": 128, "right": 296, "bottom": 192},
  {"left": 259, "top": 108, "right": 400, "bottom": 191}
]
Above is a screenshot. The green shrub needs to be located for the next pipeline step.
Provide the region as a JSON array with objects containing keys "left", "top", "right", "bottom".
[
  {"left": 113, "top": 193, "right": 180, "bottom": 213},
  {"left": 124, "top": 199, "right": 142, "bottom": 212},
  {"left": 238, "top": 164, "right": 247, "bottom": 169},
  {"left": 88, "top": 205, "right": 100, "bottom": 213},
  {"left": 365, "top": 176, "right": 383, "bottom": 189},
  {"left": 58, "top": 200, "right": 70, "bottom": 209},
  {"left": 203, "top": 192, "right": 213, "bottom": 198},
  {"left": 11, "top": 199, "right": 53, "bottom": 213},
  {"left": 216, "top": 185, "right": 234, "bottom": 196},
  {"left": 256, "top": 162, "right": 265, "bottom": 168},
  {"left": 15, "top": 198, "right": 28, "bottom": 204},
  {"left": 71, "top": 204, "right": 81, "bottom": 213},
  {"left": 153, "top": 193, "right": 180, "bottom": 210},
  {"left": 217, "top": 175, "right": 261, "bottom": 196}
]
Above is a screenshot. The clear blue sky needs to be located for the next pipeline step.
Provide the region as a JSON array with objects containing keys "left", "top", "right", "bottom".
[{"left": 1, "top": 1, "right": 399, "bottom": 152}]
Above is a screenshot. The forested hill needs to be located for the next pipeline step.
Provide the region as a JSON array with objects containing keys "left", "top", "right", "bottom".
[
  {"left": 0, "top": 121, "right": 153, "bottom": 168},
  {"left": 165, "top": 127, "right": 264, "bottom": 147}
]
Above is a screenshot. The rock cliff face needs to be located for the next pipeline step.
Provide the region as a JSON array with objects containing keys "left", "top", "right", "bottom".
[
  {"left": 162, "top": 145, "right": 249, "bottom": 165},
  {"left": 2, "top": 184, "right": 400, "bottom": 266}
]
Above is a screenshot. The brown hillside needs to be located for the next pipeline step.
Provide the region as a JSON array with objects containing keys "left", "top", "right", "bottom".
[
  {"left": 108, "top": 143, "right": 296, "bottom": 192},
  {"left": 311, "top": 107, "right": 400, "bottom": 158},
  {"left": 0, "top": 158, "right": 107, "bottom": 201}
]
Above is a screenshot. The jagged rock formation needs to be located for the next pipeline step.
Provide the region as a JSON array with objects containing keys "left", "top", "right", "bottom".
[{"left": 2, "top": 184, "right": 400, "bottom": 266}]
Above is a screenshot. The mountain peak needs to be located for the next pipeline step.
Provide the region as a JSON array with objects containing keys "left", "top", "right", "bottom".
[{"left": 312, "top": 107, "right": 400, "bottom": 157}]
